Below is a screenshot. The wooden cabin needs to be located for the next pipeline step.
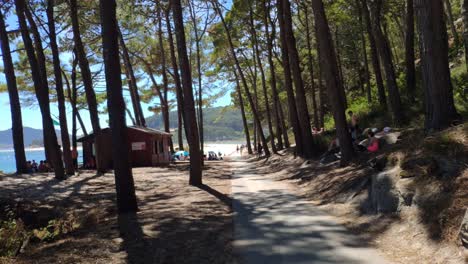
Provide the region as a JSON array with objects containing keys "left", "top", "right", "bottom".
[{"left": 77, "top": 126, "right": 172, "bottom": 170}]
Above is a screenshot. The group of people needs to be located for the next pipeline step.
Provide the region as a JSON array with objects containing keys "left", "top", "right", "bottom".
[
  {"left": 26, "top": 160, "right": 52, "bottom": 173},
  {"left": 347, "top": 110, "right": 381, "bottom": 153},
  {"left": 207, "top": 151, "right": 223, "bottom": 161},
  {"left": 322, "top": 110, "right": 385, "bottom": 164},
  {"left": 236, "top": 144, "right": 247, "bottom": 155}
]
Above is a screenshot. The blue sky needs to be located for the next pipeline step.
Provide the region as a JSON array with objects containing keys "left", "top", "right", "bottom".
[{"left": 0, "top": 5, "right": 233, "bottom": 132}]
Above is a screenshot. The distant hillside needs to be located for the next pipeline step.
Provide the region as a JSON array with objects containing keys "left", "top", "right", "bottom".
[
  {"left": 0, "top": 127, "right": 60, "bottom": 149},
  {"left": 146, "top": 107, "right": 245, "bottom": 141}
]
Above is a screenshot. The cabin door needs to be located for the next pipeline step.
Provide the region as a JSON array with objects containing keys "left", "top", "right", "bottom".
[{"left": 152, "top": 139, "right": 163, "bottom": 165}]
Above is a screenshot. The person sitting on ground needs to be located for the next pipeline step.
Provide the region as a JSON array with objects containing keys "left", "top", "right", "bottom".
[
  {"left": 348, "top": 110, "right": 359, "bottom": 141},
  {"left": 31, "top": 160, "right": 38, "bottom": 172},
  {"left": 71, "top": 147, "right": 78, "bottom": 168},
  {"left": 26, "top": 161, "right": 33, "bottom": 173},
  {"left": 366, "top": 131, "right": 379, "bottom": 152},
  {"left": 38, "top": 160, "right": 46, "bottom": 172},
  {"left": 319, "top": 137, "right": 341, "bottom": 164},
  {"left": 357, "top": 131, "right": 379, "bottom": 153},
  {"left": 326, "top": 137, "right": 340, "bottom": 156},
  {"left": 43, "top": 160, "right": 52, "bottom": 172}
]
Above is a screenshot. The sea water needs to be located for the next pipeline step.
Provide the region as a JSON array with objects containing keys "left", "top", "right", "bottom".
[{"left": 0, "top": 148, "right": 83, "bottom": 173}]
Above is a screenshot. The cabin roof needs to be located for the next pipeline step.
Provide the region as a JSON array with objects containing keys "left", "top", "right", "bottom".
[
  {"left": 77, "top": 126, "right": 171, "bottom": 142},
  {"left": 128, "top": 126, "right": 172, "bottom": 136}
]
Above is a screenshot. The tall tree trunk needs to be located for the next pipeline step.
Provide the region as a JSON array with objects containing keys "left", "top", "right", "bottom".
[
  {"left": 316, "top": 39, "right": 326, "bottom": 128},
  {"left": 233, "top": 67, "right": 253, "bottom": 155},
  {"left": 361, "top": 0, "right": 387, "bottom": 108},
  {"left": 277, "top": 103, "right": 290, "bottom": 148},
  {"left": 165, "top": 7, "right": 184, "bottom": 151},
  {"left": 444, "top": 0, "right": 459, "bottom": 45},
  {"left": 63, "top": 60, "right": 80, "bottom": 168},
  {"left": 118, "top": 27, "right": 146, "bottom": 127},
  {"left": 415, "top": 0, "right": 458, "bottom": 131},
  {"left": 384, "top": 21, "right": 401, "bottom": 65},
  {"left": 249, "top": 4, "right": 277, "bottom": 153},
  {"left": 16, "top": 0, "right": 65, "bottom": 180},
  {"left": 252, "top": 54, "right": 259, "bottom": 152},
  {"left": 263, "top": 0, "right": 285, "bottom": 150},
  {"left": 99, "top": 0, "right": 138, "bottom": 213},
  {"left": 188, "top": 1, "right": 204, "bottom": 158},
  {"left": 405, "top": 0, "right": 416, "bottom": 103},
  {"left": 276, "top": 0, "right": 303, "bottom": 157},
  {"left": 172, "top": 0, "right": 203, "bottom": 184},
  {"left": 0, "top": 8, "right": 28, "bottom": 174},
  {"left": 311, "top": 0, "right": 355, "bottom": 164},
  {"left": 334, "top": 28, "right": 348, "bottom": 108},
  {"left": 126, "top": 108, "right": 137, "bottom": 125},
  {"left": 303, "top": 5, "right": 320, "bottom": 130},
  {"left": 63, "top": 54, "right": 87, "bottom": 140},
  {"left": 24, "top": 5, "right": 53, "bottom": 163},
  {"left": 370, "top": 0, "right": 403, "bottom": 124},
  {"left": 157, "top": 6, "right": 174, "bottom": 153},
  {"left": 76, "top": 111, "right": 87, "bottom": 137},
  {"left": 356, "top": 0, "right": 372, "bottom": 103},
  {"left": 213, "top": 1, "right": 270, "bottom": 157},
  {"left": 282, "top": 0, "right": 316, "bottom": 158},
  {"left": 47, "top": 0, "right": 74, "bottom": 176},
  {"left": 461, "top": 0, "right": 468, "bottom": 74},
  {"left": 69, "top": 0, "right": 104, "bottom": 172},
  {"left": 145, "top": 66, "right": 171, "bottom": 143}
]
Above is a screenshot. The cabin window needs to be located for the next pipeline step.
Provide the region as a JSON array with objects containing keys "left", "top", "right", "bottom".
[
  {"left": 159, "top": 140, "right": 164, "bottom": 154},
  {"left": 154, "top": 140, "right": 164, "bottom": 154}
]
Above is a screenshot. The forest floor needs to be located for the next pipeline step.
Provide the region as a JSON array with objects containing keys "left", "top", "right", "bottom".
[{"left": 0, "top": 161, "right": 235, "bottom": 264}]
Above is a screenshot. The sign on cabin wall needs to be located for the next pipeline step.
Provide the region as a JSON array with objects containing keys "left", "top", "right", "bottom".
[{"left": 131, "top": 142, "right": 146, "bottom": 151}]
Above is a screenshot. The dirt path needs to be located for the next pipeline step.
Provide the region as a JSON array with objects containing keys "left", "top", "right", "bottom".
[{"left": 231, "top": 158, "right": 391, "bottom": 264}]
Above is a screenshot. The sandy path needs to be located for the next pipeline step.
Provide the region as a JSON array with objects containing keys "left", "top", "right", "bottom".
[{"left": 231, "top": 158, "right": 391, "bottom": 264}]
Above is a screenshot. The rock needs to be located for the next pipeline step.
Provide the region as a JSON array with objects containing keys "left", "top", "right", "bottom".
[
  {"left": 399, "top": 170, "right": 416, "bottom": 178},
  {"left": 368, "top": 156, "right": 388, "bottom": 171},
  {"left": 370, "top": 167, "right": 401, "bottom": 213},
  {"left": 379, "top": 132, "right": 401, "bottom": 145},
  {"left": 300, "top": 160, "right": 312, "bottom": 168},
  {"left": 396, "top": 179, "right": 415, "bottom": 206},
  {"left": 461, "top": 209, "right": 468, "bottom": 248},
  {"left": 425, "top": 158, "right": 439, "bottom": 175}
]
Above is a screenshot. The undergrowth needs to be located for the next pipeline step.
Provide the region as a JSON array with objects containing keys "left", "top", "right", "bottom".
[{"left": 0, "top": 203, "right": 93, "bottom": 257}]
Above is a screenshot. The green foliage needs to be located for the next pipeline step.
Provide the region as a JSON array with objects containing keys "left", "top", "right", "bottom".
[
  {"left": 0, "top": 209, "right": 28, "bottom": 257},
  {"left": 33, "top": 218, "right": 81, "bottom": 242},
  {"left": 450, "top": 63, "right": 468, "bottom": 116}
]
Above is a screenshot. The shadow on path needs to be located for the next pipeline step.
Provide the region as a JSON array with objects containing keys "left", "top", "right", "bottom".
[{"left": 230, "top": 160, "right": 391, "bottom": 264}]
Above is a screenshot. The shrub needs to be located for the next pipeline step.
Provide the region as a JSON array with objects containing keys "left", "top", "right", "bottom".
[{"left": 0, "top": 209, "right": 29, "bottom": 257}]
